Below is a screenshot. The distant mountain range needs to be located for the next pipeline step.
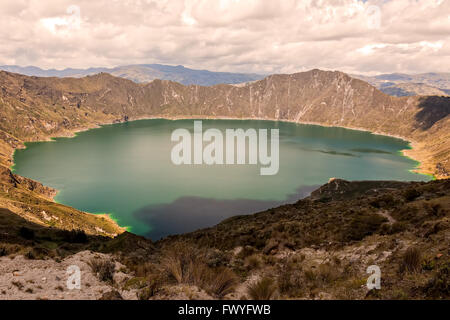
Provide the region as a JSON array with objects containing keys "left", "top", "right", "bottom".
[
  {"left": 0, "top": 64, "right": 264, "bottom": 86},
  {"left": 1, "top": 64, "right": 449, "bottom": 97},
  {"left": 352, "top": 72, "right": 450, "bottom": 97}
]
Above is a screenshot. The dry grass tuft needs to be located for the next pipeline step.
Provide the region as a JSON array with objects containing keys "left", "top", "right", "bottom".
[
  {"left": 400, "top": 247, "right": 422, "bottom": 273},
  {"left": 247, "top": 277, "right": 278, "bottom": 300},
  {"left": 160, "top": 242, "right": 238, "bottom": 298},
  {"left": 88, "top": 257, "right": 116, "bottom": 282},
  {"left": 244, "top": 254, "right": 262, "bottom": 270},
  {"left": 205, "top": 267, "right": 238, "bottom": 299}
]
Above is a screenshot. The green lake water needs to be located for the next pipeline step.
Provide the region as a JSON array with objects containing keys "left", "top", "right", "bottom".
[{"left": 12, "top": 119, "right": 431, "bottom": 240}]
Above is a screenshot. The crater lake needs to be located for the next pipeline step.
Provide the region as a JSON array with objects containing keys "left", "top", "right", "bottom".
[{"left": 12, "top": 119, "right": 431, "bottom": 240}]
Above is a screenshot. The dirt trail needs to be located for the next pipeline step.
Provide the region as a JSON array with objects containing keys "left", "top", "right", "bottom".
[{"left": 376, "top": 210, "right": 396, "bottom": 225}]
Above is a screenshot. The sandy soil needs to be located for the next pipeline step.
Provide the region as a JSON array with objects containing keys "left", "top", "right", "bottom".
[{"left": 0, "top": 251, "right": 137, "bottom": 300}]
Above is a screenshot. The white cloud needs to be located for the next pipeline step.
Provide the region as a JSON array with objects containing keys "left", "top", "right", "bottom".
[
  {"left": 0, "top": 0, "right": 448, "bottom": 75},
  {"left": 40, "top": 5, "right": 81, "bottom": 34}
]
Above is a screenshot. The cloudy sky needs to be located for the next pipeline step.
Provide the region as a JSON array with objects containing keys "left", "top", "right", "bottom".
[{"left": 0, "top": 0, "right": 449, "bottom": 75}]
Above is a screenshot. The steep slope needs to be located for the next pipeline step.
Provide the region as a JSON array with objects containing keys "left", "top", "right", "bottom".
[
  {"left": 152, "top": 178, "right": 449, "bottom": 299},
  {"left": 1, "top": 179, "right": 448, "bottom": 300}
]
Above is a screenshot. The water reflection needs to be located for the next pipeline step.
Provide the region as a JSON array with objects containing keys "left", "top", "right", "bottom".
[{"left": 134, "top": 185, "right": 319, "bottom": 240}]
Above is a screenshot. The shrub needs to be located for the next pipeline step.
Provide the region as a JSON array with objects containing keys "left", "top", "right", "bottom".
[
  {"left": 60, "top": 229, "right": 88, "bottom": 243},
  {"left": 0, "top": 244, "right": 21, "bottom": 257},
  {"left": 19, "top": 227, "right": 35, "bottom": 240},
  {"left": 345, "top": 214, "right": 386, "bottom": 241},
  {"left": 370, "top": 194, "right": 396, "bottom": 208},
  {"left": 123, "top": 277, "right": 147, "bottom": 290},
  {"left": 304, "top": 269, "right": 316, "bottom": 282},
  {"left": 24, "top": 246, "right": 51, "bottom": 260},
  {"left": 160, "top": 243, "right": 238, "bottom": 298},
  {"left": 389, "top": 222, "right": 408, "bottom": 234},
  {"left": 138, "top": 274, "right": 164, "bottom": 300},
  {"left": 403, "top": 188, "right": 421, "bottom": 201},
  {"left": 161, "top": 242, "right": 202, "bottom": 284},
  {"left": 316, "top": 263, "right": 339, "bottom": 283},
  {"left": 206, "top": 268, "right": 238, "bottom": 299},
  {"left": 244, "top": 254, "right": 262, "bottom": 270},
  {"left": 278, "top": 265, "right": 303, "bottom": 297},
  {"left": 162, "top": 254, "right": 183, "bottom": 283},
  {"left": 25, "top": 249, "right": 36, "bottom": 260},
  {"left": 247, "top": 277, "right": 278, "bottom": 300},
  {"left": 423, "top": 261, "right": 449, "bottom": 298},
  {"left": 205, "top": 249, "right": 229, "bottom": 268},
  {"left": 132, "top": 262, "right": 155, "bottom": 278},
  {"left": 99, "top": 290, "right": 123, "bottom": 300},
  {"left": 237, "top": 246, "right": 257, "bottom": 260},
  {"left": 400, "top": 247, "right": 422, "bottom": 273},
  {"left": 88, "top": 257, "right": 115, "bottom": 282},
  {"left": 138, "top": 287, "right": 154, "bottom": 300}
]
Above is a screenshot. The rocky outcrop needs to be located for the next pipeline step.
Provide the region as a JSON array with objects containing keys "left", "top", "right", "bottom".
[
  {"left": 0, "top": 166, "right": 56, "bottom": 200},
  {"left": 436, "top": 163, "right": 449, "bottom": 177},
  {"left": 309, "top": 178, "right": 411, "bottom": 201}
]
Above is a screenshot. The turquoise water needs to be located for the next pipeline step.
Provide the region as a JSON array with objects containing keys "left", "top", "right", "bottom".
[{"left": 12, "top": 119, "right": 430, "bottom": 240}]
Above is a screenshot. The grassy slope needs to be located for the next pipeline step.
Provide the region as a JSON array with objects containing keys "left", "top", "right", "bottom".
[
  {"left": 2, "top": 179, "right": 447, "bottom": 299},
  {"left": 147, "top": 178, "right": 449, "bottom": 299}
]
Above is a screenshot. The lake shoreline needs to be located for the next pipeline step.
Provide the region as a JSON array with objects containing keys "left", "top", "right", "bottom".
[
  {"left": 10, "top": 116, "right": 434, "bottom": 235},
  {"left": 100, "top": 114, "right": 435, "bottom": 178},
  {"left": 11, "top": 114, "right": 433, "bottom": 182}
]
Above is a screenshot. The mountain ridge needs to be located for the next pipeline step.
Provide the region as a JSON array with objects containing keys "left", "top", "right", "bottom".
[
  {"left": 3, "top": 65, "right": 450, "bottom": 97},
  {"left": 352, "top": 72, "right": 450, "bottom": 97},
  {"left": 0, "top": 64, "right": 264, "bottom": 86}
]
